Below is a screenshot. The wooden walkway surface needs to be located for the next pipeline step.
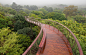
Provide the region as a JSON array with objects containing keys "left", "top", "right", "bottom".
[{"left": 40, "top": 24, "right": 73, "bottom": 55}]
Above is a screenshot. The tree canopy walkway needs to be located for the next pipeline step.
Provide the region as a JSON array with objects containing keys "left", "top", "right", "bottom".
[{"left": 22, "top": 17, "right": 83, "bottom": 55}]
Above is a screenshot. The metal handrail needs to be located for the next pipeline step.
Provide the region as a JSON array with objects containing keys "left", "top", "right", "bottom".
[
  {"left": 22, "top": 18, "right": 42, "bottom": 55},
  {"left": 22, "top": 18, "right": 46, "bottom": 55},
  {"left": 39, "top": 28, "right": 46, "bottom": 48},
  {"left": 36, "top": 28, "right": 46, "bottom": 55},
  {"left": 23, "top": 17, "right": 83, "bottom": 55},
  {"left": 41, "top": 19, "right": 83, "bottom": 55}
]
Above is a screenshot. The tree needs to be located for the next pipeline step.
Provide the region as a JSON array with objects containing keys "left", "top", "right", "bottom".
[
  {"left": 73, "top": 15, "right": 86, "bottom": 23},
  {"left": 0, "top": 18, "right": 7, "bottom": 28},
  {"left": 76, "top": 10, "right": 83, "bottom": 15},
  {"left": 31, "top": 11, "right": 41, "bottom": 15},
  {"left": 11, "top": 2, "right": 23, "bottom": 11},
  {"left": 82, "top": 10, "right": 86, "bottom": 17},
  {"left": 44, "top": 12, "right": 66, "bottom": 21},
  {"left": 43, "top": 6, "right": 48, "bottom": 11},
  {"left": 4, "top": 4, "right": 10, "bottom": 7},
  {"left": 17, "top": 34, "right": 32, "bottom": 50},
  {"left": 39, "top": 8, "right": 48, "bottom": 15},
  {"left": 8, "top": 8, "right": 16, "bottom": 15},
  {"left": 14, "top": 20, "right": 23, "bottom": 31},
  {"left": 0, "top": 27, "right": 24, "bottom": 55},
  {"left": 24, "top": 5, "right": 29, "bottom": 10},
  {"left": 17, "top": 27, "right": 31, "bottom": 35},
  {"left": 29, "top": 5, "right": 38, "bottom": 10},
  {"left": 47, "top": 7, "right": 53, "bottom": 12},
  {"left": 53, "top": 8, "right": 62, "bottom": 14},
  {"left": 17, "top": 5, "right": 23, "bottom": 9},
  {"left": 43, "top": 6, "right": 53, "bottom": 12},
  {"left": 14, "top": 13, "right": 25, "bottom": 21},
  {"left": 0, "top": 14, "right": 5, "bottom": 19},
  {"left": 11, "top": 2, "right": 17, "bottom": 9},
  {"left": 13, "top": 13, "right": 30, "bottom": 31},
  {"left": 0, "top": 12, "right": 5, "bottom": 16},
  {"left": 19, "top": 10, "right": 28, "bottom": 16},
  {"left": 63, "top": 5, "right": 78, "bottom": 18},
  {"left": 23, "top": 9, "right": 30, "bottom": 15}
]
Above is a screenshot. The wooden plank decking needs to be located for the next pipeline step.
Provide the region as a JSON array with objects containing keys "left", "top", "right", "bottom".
[{"left": 39, "top": 24, "right": 73, "bottom": 55}]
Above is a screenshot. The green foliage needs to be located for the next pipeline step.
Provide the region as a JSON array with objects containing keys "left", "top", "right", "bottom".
[
  {"left": 13, "top": 13, "right": 30, "bottom": 31},
  {"left": 29, "top": 5, "right": 38, "bottom": 10},
  {"left": 0, "top": 13, "right": 14, "bottom": 29},
  {"left": 43, "top": 6, "right": 53, "bottom": 12},
  {"left": 23, "top": 9, "right": 30, "bottom": 15},
  {"left": 0, "top": 27, "right": 24, "bottom": 55},
  {"left": 73, "top": 15, "right": 86, "bottom": 23},
  {"left": 11, "top": 2, "right": 17, "bottom": 9},
  {"left": 8, "top": 21, "right": 13, "bottom": 25},
  {"left": 17, "top": 26, "right": 40, "bottom": 40},
  {"left": 0, "top": 5, "right": 17, "bottom": 15},
  {"left": 14, "top": 20, "right": 24, "bottom": 31},
  {"left": 39, "top": 8, "right": 48, "bottom": 15},
  {"left": 47, "top": 7, "right": 53, "bottom": 12},
  {"left": 76, "top": 10, "right": 83, "bottom": 15},
  {"left": 32, "top": 26, "right": 40, "bottom": 38},
  {"left": 63, "top": 5, "right": 78, "bottom": 18},
  {"left": 11, "top": 2, "right": 23, "bottom": 11},
  {"left": 17, "top": 34, "right": 32, "bottom": 51},
  {"left": 14, "top": 13, "right": 25, "bottom": 21},
  {"left": 4, "top": 4, "right": 10, "bottom": 7},
  {"left": 60, "top": 20, "right": 86, "bottom": 55},
  {"left": 29, "top": 13, "right": 41, "bottom": 19},
  {"left": 53, "top": 8, "right": 63, "bottom": 14},
  {"left": 8, "top": 9, "right": 16, "bottom": 15},
  {"left": 0, "top": 27, "right": 33, "bottom": 55},
  {"left": 0, "top": 14, "right": 5, "bottom": 19},
  {"left": 0, "top": 12, "right": 5, "bottom": 16},
  {"left": 44, "top": 12, "right": 67, "bottom": 20},
  {"left": 24, "top": 5, "right": 29, "bottom": 9},
  {"left": 24, "top": 5, "right": 38, "bottom": 10},
  {"left": 31, "top": 11, "right": 41, "bottom": 15},
  {"left": 19, "top": 10, "right": 28, "bottom": 16},
  {"left": 43, "top": 6, "right": 48, "bottom": 11},
  {"left": 17, "top": 27, "right": 31, "bottom": 35},
  {"left": 3, "top": 7, "right": 16, "bottom": 15},
  {"left": 40, "top": 19, "right": 86, "bottom": 55},
  {"left": 31, "top": 11, "right": 43, "bottom": 18},
  {"left": 0, "top": 18, "right": 7, "bottom": 28}
]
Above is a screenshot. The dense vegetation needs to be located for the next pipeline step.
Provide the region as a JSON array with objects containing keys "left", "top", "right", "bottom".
[
  {"left": 40, "top": 19, "right": 86, "bottom": 55},
  {"left": 0, "top": 2, "right": 86, "bottom": 55},
  {"left": 28, "top": 5, "right": 86, "bottom": 55},
  {"left": 0, "top": 3, "right": 40, "bottom": 55}
]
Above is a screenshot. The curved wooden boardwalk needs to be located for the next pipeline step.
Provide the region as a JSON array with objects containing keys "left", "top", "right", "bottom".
[
  {"left": 39, "top": 24, "right": 73, "bottom": 55},
  {"left": 23, "top": 18, "right": 83, "bottom": 55}
]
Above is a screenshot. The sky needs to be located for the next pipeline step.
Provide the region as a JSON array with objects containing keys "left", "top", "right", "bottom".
[{"left": 0, "top": 0, "right": 86, "bottom": 5}]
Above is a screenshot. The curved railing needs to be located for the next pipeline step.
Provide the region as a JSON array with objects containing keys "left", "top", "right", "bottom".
[
  {"left": 22, "top": 17, "right": 46, "bottom": 55},
  {"left": 36, "top": 28, "right": 46, "bottom": 55},
  {"left": 23, "top": 17, "right": 83, "bottom": 55},
  {"left": 39, "top": 19, "right": 83, "bottom": 55}
]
